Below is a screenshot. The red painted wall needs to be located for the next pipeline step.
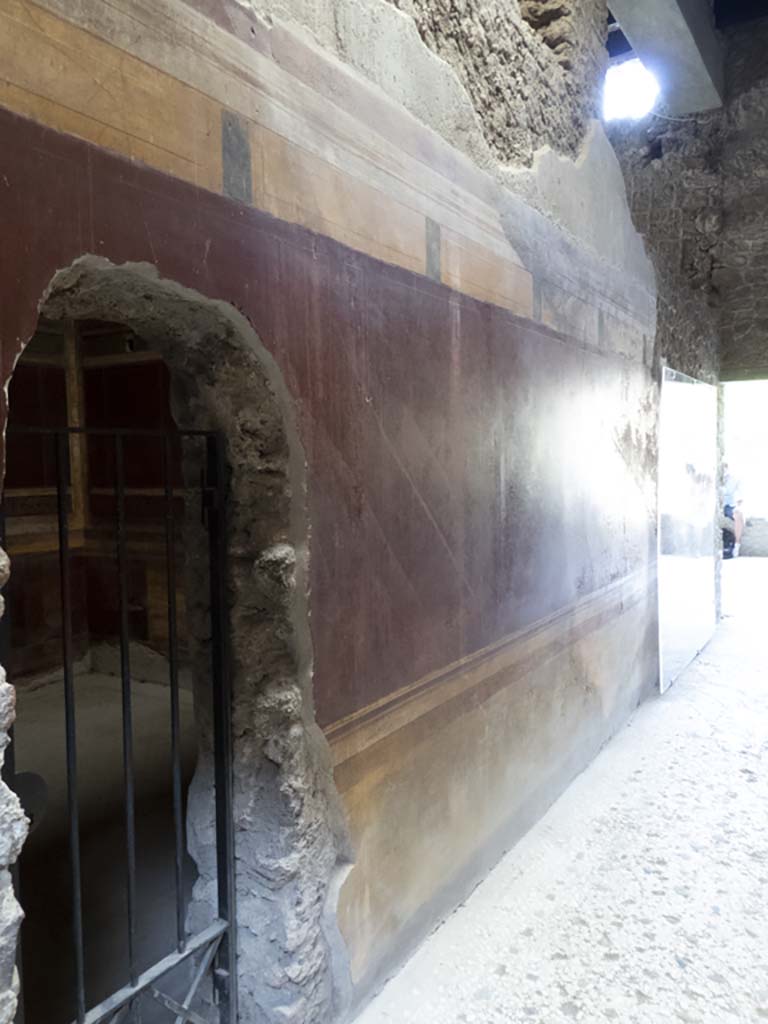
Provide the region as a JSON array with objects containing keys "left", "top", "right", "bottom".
[{"left": 0, "top": 108, "right": 654, "bottom": 729}]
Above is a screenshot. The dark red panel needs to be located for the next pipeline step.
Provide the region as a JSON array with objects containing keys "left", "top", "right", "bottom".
[
  {"left": 0, "top": 107, "right": 654, "bottom": 727},
  {"left": 5, "top": 364, "right": 67, "bottom": 489}
]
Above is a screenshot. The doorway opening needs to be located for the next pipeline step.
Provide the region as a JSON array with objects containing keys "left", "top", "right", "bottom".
[
  {"left": 722, "top": 380, "right": 768, "bottom": 559},
  {"left": 2, "top": 318, "right": 234, "bottom": 1023},
  {"left": 720, "top": 379, "right": 768, "bottom": 619},
  {"left": 0, "top": 256, "right": 352, "bottom": 1024},
  {"left": 657, "top": 367, "right": 718, "bottom": 692}
]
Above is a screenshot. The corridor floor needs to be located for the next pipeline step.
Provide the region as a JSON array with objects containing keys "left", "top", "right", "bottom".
[{"left": 355, "top": 559, "right": 768, "bottom": 1024}]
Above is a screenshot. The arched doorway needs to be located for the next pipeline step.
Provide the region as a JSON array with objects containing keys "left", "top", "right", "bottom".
[{"left": 1, "top": 258, "right": 352, "bottom": 1024}]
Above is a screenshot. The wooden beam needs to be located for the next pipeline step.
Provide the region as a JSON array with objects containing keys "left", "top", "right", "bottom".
[
  {"left": 63, "top": 320, "right": 89, "bottom": 530},
  {"left": 82, "top": 351, "right": 163, "bottom": 368}
]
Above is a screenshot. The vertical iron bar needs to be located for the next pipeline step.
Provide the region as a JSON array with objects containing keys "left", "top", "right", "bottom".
[
  {"left": 163, "top": 436, "right": 185, "bottom": 953},
  {"left": 205, "top": 434, "right": 237, "bottom": 1024},
  {"left": 115, "top": 436, "right": 138, "bottom": 992},
  {"left": 56, "top": 431, "right": 87, "bottom": 1024}
]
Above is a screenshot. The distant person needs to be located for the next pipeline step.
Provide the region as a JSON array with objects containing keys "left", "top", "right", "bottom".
[{"left": 723, "top": 463, "right": 744, "bottom": 558}]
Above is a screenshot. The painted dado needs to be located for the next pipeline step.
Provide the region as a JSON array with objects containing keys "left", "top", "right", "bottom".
[{"left": 0, "top": 0, "right": 658, "bottom": 1020}]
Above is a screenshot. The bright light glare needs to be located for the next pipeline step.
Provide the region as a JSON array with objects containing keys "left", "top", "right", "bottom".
[
  {"left": 603, "top": 59, "right": 660, "bottom": 121},
  {"left": 724, "top": 380, "right": 768, "bottom": 517}
]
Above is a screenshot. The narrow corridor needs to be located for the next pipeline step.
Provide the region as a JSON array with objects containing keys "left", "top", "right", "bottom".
[{"left": 356, "top": 559, "right": 768, "bottom": 1024}]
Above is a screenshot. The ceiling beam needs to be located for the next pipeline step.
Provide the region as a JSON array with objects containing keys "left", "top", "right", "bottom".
[{"left": 610, "top": 0, "right": 724, "bottom": 114}]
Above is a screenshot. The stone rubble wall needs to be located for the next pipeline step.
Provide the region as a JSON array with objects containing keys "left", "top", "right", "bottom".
[
  {"left": 385, "top": 0, "right": 608, "bottom": 166},
  {"left": 608, "top": 110, "right": 722, "bottom": 384},
  {"left": 609, "top": 17, "right": 768, "bottom": 384},
  {"left": 718, "top": 21, "right": 768, "bottom": 378}
]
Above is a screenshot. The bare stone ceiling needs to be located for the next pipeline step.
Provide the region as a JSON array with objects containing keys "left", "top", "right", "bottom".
[{"left": 714, "top": 0, "right": 768, "bottom": 28}]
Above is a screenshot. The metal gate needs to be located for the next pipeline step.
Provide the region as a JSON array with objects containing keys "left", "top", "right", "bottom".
[{"left": 0, "top": 427, "right": 236, "bottom": 1024}]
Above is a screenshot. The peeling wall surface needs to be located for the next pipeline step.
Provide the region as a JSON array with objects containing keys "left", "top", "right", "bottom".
[
  {"left": 0, "top": 0, "right": 660, "bottom": 1020},
  {"left": 198, "top": 0, "right": 608, "bottom": 170},
  {"left": 385, "top": 0, "right": 608, "bottom": 166}
]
